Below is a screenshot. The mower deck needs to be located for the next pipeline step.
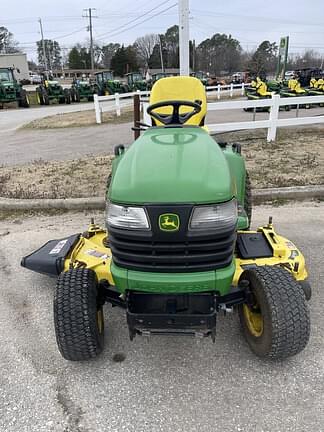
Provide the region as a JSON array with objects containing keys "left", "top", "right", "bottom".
[{"left": 21, "top": 219, "right": 309, "bottom": 341}]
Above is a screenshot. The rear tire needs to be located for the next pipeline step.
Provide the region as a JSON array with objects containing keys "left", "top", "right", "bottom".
[
  {"left": 64, "top": 88, "right": 71, "bottom": 104},
  {"left": 19, "top": 89, "right": 30, "bottom": 108},
  {"left": 239, "top": 266, "right": 310, "bottom": 359},
  {"left": 54, "top": 268, "right": 105, "bottom": 361},
  {"left": 36, "top": 88, "right": 44, "bottom": 105},
  {"left": 42, "top": 89, "right": 50, "bottom": 105}
]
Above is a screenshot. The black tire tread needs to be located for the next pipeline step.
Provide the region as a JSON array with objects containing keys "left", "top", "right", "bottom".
[
  {"left": 239, "top": 265, "right": 310, "bottom": 359},
  {"left": 54, "top": 268, "right": 104, "bottom": 361}
]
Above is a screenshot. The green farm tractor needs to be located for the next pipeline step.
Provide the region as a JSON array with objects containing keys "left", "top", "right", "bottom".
[
  {"left": 125, "top": 72, "right": 148, "bottom": 92},
  {"left": 70, "top": 79, "right": 96, "bottom": 102},
  {"left": 22, "top": 76, "right": 311, "bottom": 362},
  {"left": 36, "top": 79, "right": 71, "bottom": 105},
  {"left": 94, "top": 70, "right": 127, "bottom": 95},
  {"left": 0, "top": 67, "right": 30, "bottom": 108},
  {"left": 148, "top": 72, "right": 176, "bottom": 90},
  {"left": 191, "top": 71, "right": 208, "bottom": 86}
]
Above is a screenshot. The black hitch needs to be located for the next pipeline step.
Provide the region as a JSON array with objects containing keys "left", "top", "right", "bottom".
[{"left": 126, "top": 291, "right": 217, "bottom": 342}]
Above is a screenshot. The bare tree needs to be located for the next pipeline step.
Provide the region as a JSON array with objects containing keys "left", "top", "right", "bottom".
[
  {"left": 134, "top": 34, "right": 159, "bottom": 67},
  {"left": 0, "top": 26, "right": 20, "bottom": 53}
]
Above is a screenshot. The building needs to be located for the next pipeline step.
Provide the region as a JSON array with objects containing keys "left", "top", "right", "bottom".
[{"left": 0, "top": 53, "right": 29, "bottom": 82}]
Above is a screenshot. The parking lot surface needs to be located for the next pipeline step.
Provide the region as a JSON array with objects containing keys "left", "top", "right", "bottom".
[
  {"left": 0, "top": 202, "right": 323, "bottom": 432},
  {"left": 1, "top": 101, "right": 323, "bottom": 166}
]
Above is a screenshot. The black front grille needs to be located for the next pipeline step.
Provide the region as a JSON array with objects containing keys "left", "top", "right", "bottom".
[{"left": 109, "top": 204, "right": 236, "bottom": 273}]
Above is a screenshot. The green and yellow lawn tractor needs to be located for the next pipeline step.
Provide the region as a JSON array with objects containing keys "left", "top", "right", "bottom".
[
  {"left": 307, "top": 77, "right": 324, "bottom": 97},
  {"left": 21, "top": 76, "right": 311, "bottom": 361},
  {"left": 244, "top": 77, "right": 273, "bottom": 112},
  {"left": 70, "top": 79, "right": 96, "bottom": 102},
  {"left": 306, "top": 78, "right": 324, "bottom": 108},
  {"left": 0, "top": 67, "right": 30, "bottom": 108},
  {"left": 94, "top": 70, "right": 127, "bottom": 95},
  {"left": 279, "top": 78, "right": 311, "bottom": 108},
  {"left": 36, "top": 78, "right": 71, "bottom": 105},
  {"left": 124, "top": 72, "right": 148, "bottom": 92},
  {"left": 245, "top": 77, "right": 291, "bottom": 111}
]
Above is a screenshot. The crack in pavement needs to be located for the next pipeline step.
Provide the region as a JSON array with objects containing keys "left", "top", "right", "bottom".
[{"left": 56, "top": 380, "right": 90, "bottom": 432}]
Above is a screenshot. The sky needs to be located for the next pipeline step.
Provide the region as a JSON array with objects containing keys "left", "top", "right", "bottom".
[{"left": 2, "top": 0, "right": 324, "bottom": 62}]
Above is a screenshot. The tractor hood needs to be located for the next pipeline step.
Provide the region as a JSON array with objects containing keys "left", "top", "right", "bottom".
[{"left": 109, "top": 127, "right": 235, "bottom": 205}]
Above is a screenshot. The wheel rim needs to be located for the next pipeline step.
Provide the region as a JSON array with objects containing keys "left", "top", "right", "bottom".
[
  {"left": 96, "top": 308, "right": 104, "bottom": 334},
  {"left": 243, "top": 303, "right": 263, "bottom": 337}
]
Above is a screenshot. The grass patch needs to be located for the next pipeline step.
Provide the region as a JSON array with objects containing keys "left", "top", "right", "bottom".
[
  {"left": 0, "top": 127, "right": 323, "bottom": 200},
  {"left": 21, "top": 107, "right": 135, "bottom": 129}
]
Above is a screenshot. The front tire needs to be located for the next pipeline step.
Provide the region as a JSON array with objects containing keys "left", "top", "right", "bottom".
[
  {"left": 239, "top": 266, "right": 310, "bottom": 359},
  {"left": 54, "top": 268, "right": 105, "bottom": 361}
]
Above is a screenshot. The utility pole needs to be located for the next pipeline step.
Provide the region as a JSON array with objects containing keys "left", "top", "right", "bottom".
[
  {"left": 192, "top": 39, "right": 195, "bottom": 72},
  {"left": 38, "top": 18, "right": 48, "bottom": 76},
  {"left": 83, "top": 8, "right": 97, "bottom": 73},
  {"left": 159, "top": 35, "right": 165, "bottom": 73},
  {"left": 178, "top": 0, "right": 190, "bottom": 76}
]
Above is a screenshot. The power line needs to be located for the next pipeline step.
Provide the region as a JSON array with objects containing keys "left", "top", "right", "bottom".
[
  {"left": 95, "top": 0, "right": 174, "bottom": 39},
  {"left": 96, "top": 3, "right": 178, "bottom": 41},
  {"left": 191, "top": 9, "right": 324, "bottom": 28}
]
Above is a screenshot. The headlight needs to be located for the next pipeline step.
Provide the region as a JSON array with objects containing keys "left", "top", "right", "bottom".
[
  {"left": 106, "top": 203, "right": 150, "bottom": 230},
  {"left": 189, "top": 199, "right": 237, "bottom": 231}
]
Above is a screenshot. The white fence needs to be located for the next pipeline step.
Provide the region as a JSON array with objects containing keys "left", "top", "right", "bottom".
[
  {"left": 142, "top": 93, "right": 324, "bottom": 142},
  {"left": 94, "top": 89, "right": 324, "bottom": 142},
  {"left": 207, "top": 94, "right": 324, "bottom": 141},
  {"left": 93, "top": 83, "right": 246, "bottom": 124},
  {"left": 94, "top": 90, "right": 149, "bottom": 124}
]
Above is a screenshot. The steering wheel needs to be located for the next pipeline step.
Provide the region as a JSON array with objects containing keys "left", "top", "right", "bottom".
[{"left": 147, "top": 100, "right": 202, "bottom": 125}]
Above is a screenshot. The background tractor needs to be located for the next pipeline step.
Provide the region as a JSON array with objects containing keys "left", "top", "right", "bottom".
[
  {"left": 191, "top": 71, "right": 208, "bottom": 86},
  {"left": 147, "top": 72, "right": 176, "bottom": 89},
  {"left": 125, "top": 72, "right": 148, "bottom": 92},
  {"left": 0, "top": 67, "right": 29, "bottom": 108},
  {"left": 94, "top": 70, "right": 127, "bottom": 95},
  {"left": 70, "top": 79, "right": 96, "bottom": 102},
  {"left": 36, "top": 78, "right": 71, "bottom": 105}
]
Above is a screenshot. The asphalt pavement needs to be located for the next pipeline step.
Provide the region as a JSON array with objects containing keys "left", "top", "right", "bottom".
[
  {"left": 1, "top": 99, "right": 323, "bottom": 166},
  {"left": 0, "top": 202, "right": 323, "bottom": 432}
]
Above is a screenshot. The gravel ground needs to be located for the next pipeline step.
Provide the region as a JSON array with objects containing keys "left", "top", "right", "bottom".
[{"left": 0, "top": 202, "right": 323, "bottom": 432}]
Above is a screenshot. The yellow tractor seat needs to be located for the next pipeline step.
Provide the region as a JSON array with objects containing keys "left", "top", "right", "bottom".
[
  {"left": 149, "top": 76, "right": 207, "bottom": 127},
  {"left": 288, "top": 79, "right": 306, "bottom": 94}
]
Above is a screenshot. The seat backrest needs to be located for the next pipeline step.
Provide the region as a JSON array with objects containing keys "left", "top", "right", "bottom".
[{"left": 149, "top": 76, "right": 207, "bottom": 126}]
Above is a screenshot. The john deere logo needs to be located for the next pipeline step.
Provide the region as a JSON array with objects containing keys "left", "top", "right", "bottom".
[{"left": 159, "top": 213, "right": 180, "bottom": 232}]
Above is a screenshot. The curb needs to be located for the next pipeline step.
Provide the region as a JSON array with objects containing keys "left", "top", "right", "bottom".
[
  {"left": 0, "top": 186, "right": 323, "bottom": 211},
  {"left": 252, "top": 185, "right": 324, "bottom": 204}
]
